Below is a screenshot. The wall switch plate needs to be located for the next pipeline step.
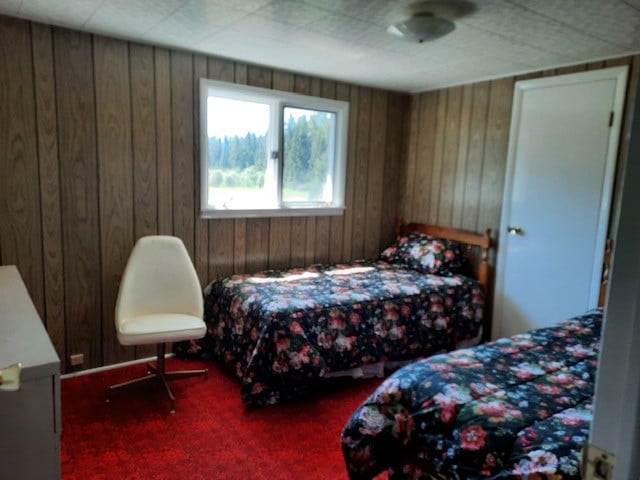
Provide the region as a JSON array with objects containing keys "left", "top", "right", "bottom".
[
  {"left": 69, "top": 353, "right": 84, "bottom": 366},
  {"left": 583, "top": 444, "right": 616, "bottom": 480}
]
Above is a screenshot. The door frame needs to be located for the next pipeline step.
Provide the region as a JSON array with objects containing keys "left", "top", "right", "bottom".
[{"left": 493, "top": 66, "right": 628, "bottom": 338}]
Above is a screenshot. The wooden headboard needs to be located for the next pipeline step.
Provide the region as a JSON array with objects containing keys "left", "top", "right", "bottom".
[{"left": 395, "top": 218, "right": 492, "bottom": 297}]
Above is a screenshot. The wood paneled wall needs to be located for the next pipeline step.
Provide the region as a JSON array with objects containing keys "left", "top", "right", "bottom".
[
  {"left": 400, "top": 55, "right": 640, "bottom": 297},
  {"left": 0, "top": 15, "right": 408, "bottom": 371},
  {"left": 2, "top": 12, "right": 637, "bottom": 371}
]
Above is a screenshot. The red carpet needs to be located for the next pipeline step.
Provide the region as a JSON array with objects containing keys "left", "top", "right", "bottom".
[{"left": 61, "top": 358, "right": 386, "bottom": 480}]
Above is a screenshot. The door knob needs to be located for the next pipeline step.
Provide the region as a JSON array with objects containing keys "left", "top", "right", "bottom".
[{"left": 507, "top": 226, "right": 523, "bottom": 235}]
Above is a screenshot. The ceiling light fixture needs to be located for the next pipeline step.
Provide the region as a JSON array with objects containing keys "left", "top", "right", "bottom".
[
  {"left": 387, "top": 13, "right": 454, "bottom": 43},
  {"left": 387, "top": 0, "right": 476, "bottom": 43}
]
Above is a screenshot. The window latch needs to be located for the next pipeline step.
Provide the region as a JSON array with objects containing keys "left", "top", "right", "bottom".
[{"left": 270, "top": 150, "right": 279, "bottom": 159}]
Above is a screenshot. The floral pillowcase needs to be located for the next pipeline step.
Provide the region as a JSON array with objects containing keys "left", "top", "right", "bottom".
[{"left": 378, "top": 232, "right": 466, "bottom": 276}]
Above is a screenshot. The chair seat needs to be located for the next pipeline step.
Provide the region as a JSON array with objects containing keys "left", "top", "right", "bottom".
[{"left": 117, "top": 313, "right": 206, "bottom": 346}]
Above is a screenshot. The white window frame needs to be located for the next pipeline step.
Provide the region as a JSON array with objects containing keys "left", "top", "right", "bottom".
[{"left": 199, "top": 78, "right": 349, "bottom": 218}]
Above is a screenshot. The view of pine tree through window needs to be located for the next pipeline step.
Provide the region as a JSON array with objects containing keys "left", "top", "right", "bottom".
[
  {"left": 207, "top": 96, "right": 272, "bottom": 209},
  {"left": 208, "top": 103, "right": 334, "bottom": 208},
  {"left": 200, "top": 78, "right": 348, "bottom": 217},
  {"left": 282, "top": 107, "right": 335, "bottom": 204}
]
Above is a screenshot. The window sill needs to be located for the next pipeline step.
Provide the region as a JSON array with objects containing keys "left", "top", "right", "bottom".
[{"left": 200, "top": 206, "right": 345, "bottom": 219}]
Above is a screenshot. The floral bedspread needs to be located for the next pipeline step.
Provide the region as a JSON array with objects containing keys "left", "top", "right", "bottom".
[
  {"left": 180, "top": 260, "right": 484, "bottom": 406},
  {"left": 341, "top": 310, "right": 602, "bottom": 479}
]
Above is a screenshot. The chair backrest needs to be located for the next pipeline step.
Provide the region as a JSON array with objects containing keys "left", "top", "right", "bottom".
[{"left": 115, "top": 236, "right": 203, "bottom": 327}]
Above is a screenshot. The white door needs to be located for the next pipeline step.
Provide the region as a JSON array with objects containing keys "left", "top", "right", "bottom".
[{"left": 493, "top": 66, "right": 628, "bottom": 339}]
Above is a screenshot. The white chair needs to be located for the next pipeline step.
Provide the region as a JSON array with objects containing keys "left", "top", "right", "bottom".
[{"left": 106, "top": 236, "right": 208, "bottom": 413}]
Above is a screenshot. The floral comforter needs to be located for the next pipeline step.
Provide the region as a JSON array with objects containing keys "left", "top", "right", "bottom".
[
  {"left": 341, "top": 310, "right": 602, "bottom": 479},
  {"left": 180, "top": 260, "right": 484, "bottom": 406}
]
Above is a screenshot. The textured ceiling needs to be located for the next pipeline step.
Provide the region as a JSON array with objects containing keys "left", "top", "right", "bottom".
[{"left": 1, "top": 0, "right": 640, "bottom": 92}]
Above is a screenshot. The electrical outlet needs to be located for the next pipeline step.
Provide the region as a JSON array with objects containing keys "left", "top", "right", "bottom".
[
  {"left": 69, "top": 353, "right": 84, "bottom": 366},
  {"left": 583, "top": 444, "right": 615, "bottom": 480}
]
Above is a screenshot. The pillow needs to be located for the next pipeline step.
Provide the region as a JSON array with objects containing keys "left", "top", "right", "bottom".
[{"left": 378, "top": 232, "right": 466, "bottom": 275}]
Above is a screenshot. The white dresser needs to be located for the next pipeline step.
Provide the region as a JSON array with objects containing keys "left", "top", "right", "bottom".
[{"left": 0, "top": 265, "right": 61, "bottom": 480}]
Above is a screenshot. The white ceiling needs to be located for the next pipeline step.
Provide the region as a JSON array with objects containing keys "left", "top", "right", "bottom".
[{"left": 2, "top": 0, "right": 640, "bottom": 93}]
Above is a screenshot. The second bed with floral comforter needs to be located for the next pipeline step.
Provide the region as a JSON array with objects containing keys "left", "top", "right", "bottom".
[
  {"left": 341, "top": 310, "right": 602, "bottom": 479},
  {"left": 184, "top": 258, "right": 484, "bottom": 406}
]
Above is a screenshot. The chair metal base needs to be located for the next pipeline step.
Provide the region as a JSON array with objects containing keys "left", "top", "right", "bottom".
[{"left": 105, "top": 343, "right": 208, "bottom": 413}]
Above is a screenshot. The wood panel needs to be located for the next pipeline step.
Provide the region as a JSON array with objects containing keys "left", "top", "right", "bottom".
[
  {"left": 403, "top": 76, "right": 516, "bottom": 247},
  {"left": 54, "top": 27, "right": 102, "bottom": 369},
  {"left": 193, "top": 54, "right": 209, "bottom": 284},
  {"left": 412, "top": 92, "right": 438, "bottom": 223},
  {"left": 315, "top": 218, "right": 331, "bottom": 266},
  {"left": 171, "top": 51, "right": 195, "bottom": 258},
  {"left": 351, "top": 87, "right": 372, "bottom": 260},
  {"left": 451, "top": 84, "right": 473, "bottom": 228},
  {"left": 380, "top": 92, "right": 406, "bottom": 248},
  {"left": 130, "top": 44, "right": 158, "bottom": 239},
  {"left": 400, "top": 95, "right": 420, "bottom": 221},
  {"left": 94, "top": 36, "right": 135, "bottom": 365},
  {"left": 0, "top": 17, "right": 45, "bottom": 321},
  {"left": 363, "top": 89, "right": 388, "bottom": 259},
  {"left": 428, "top": 90, "right": 447, "bottom": 225},
  {"left": 341, "top": 84, "right": 359, "bottom": 261},
  {"left": 437, "top": 86, "right": 463, "bottom": 226},
  {"left": 461, "top": 82, "right": 490, "bottom": 231},
  {"left": 155, "top": 48, "right": 173, "bottom": 236},
  {"left": 476, "top": 77, "right": 514, "bottom": 242},
  {"left": 31, "top": 22, "right": 66, "bottom": 364},
  {"left": 268, "top": 217, "right": 291, "bottom": 270}
]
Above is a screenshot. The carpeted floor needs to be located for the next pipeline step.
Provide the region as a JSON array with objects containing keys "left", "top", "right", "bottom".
[{"left": 61, "top": 358, "right": 386, "bottom": 479}]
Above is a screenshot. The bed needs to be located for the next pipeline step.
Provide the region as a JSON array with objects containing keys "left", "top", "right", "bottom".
[
  {"left": 341, "top": 309, "right": 602, "bottom": 479},
  {"left": 178, "top": 220, "right": 492, "bottom": 406}
]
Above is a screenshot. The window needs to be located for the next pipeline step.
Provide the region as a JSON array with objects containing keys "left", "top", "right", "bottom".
[{"left": 199, "top": 79, "right": 349, "bottom": 218}]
